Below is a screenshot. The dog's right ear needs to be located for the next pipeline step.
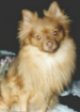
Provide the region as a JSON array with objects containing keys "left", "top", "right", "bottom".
[
  {"left": 18, "top": 10, "right": 38, "bottom": 47},
  {"left": 22, "top": 10, "right": 38, "bottom": 24},
  {"left": 17, "top": 10, "right": 34, "bottom": 47},
  {"left": 22, "top": 10, "right": 33, "bottom": 24}
]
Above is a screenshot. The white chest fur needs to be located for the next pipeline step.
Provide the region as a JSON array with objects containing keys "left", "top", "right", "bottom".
[{"left": 18, "top": 38, "right": 76, "bottom": 93}]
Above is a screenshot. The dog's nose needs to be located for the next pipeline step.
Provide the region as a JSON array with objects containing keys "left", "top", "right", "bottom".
[{"left": 47, "top": 41, "right": 53, "bottom": 48}]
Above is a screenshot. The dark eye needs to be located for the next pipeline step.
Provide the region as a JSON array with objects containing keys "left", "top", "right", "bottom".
[
  {"left": 53, "top": 30, "right": 58, "bottom": 36},
  {"left": 35, "top": 35, "right": 41, "bottom": 40}
]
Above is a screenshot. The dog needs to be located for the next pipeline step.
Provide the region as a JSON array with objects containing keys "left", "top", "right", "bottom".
[{"left": 0, "top": 2, "right": 76, "bottom": 112}]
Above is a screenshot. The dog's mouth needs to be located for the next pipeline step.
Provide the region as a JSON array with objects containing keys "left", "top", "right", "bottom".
[{"left": 43, "top": 40, "right": 60, "bottom": 53}]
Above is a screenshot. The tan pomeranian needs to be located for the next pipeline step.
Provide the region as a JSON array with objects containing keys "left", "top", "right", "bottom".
[{"left": 0, "top": 2, "right": 76, "bottom": 112}]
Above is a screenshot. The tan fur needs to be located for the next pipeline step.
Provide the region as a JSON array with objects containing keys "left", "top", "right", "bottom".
[{"left": 0, "top": 2, "right": 76, "bottom": 112}]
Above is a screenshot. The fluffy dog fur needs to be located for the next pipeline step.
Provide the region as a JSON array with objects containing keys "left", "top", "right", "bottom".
[{"left": 0, "top": 2, "right": 76, "bottom": 112}]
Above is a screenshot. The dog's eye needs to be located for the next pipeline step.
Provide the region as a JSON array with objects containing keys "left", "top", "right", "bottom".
[
  {"left": 53, "top": 30, "right": 58, "bottom": 36},
  {"left": 35, "top": 34, "right": 41, "bottom": 40}
]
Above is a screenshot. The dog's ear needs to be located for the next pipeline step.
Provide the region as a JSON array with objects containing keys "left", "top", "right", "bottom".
[
  {"left": 17, "top": 10, "right": 33, "bottom": 47},
  {"left": 48, "top": 2, "right": 63, "bottom": 17},
  {"left": 22, "top": 10, "right": 33, "bottom": 24},
  {"left": 18, "top": 10, "right": 38, "bottom": 47},
  {"left": 22, "top": 10, "right": 38, "bottom": 23},
  {"left": 44, "top": 2, "right": 70, "bottom": 33},
  {"left": 44, "top": 2, "right": 63, "bottom": 18}
]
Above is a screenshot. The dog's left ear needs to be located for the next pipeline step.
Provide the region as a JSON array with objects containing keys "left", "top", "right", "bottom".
[
  {"left": 44, "top": 2, "right": 70, "bottom": 33},
  {"left": 44, "top": 2, "right": 63, "bottom": 18}
]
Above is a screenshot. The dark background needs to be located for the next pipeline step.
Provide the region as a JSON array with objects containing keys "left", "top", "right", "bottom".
[{"left": 0, "top": 0, "right": 80, "bottom": 80}]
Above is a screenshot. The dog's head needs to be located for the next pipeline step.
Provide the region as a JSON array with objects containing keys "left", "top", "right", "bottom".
[{"left": 18, "top": 2, "right": 70, "bottom": 53}]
